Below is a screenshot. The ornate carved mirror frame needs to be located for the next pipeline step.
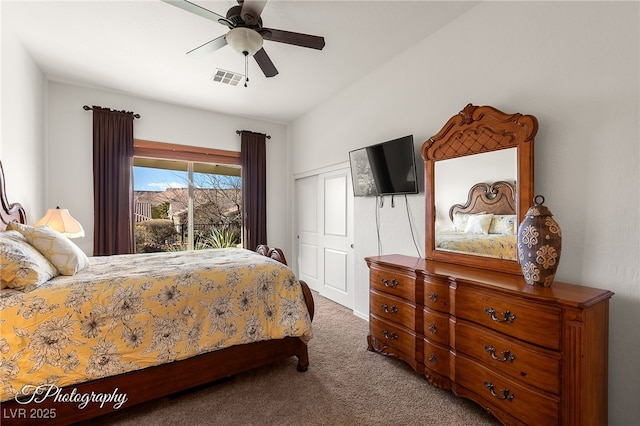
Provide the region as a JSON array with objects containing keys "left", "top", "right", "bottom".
[{"left": 421, "top": 104, "right": 538, "bottom": 274}]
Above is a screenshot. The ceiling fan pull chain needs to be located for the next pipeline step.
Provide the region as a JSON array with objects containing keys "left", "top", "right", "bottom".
[{"left": 244, "top": 52, "right": 249, "bottom": 88}]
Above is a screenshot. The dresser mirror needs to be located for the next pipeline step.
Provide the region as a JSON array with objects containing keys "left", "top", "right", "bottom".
[
  {"left": 434, "top": 148, "right": 518, "bottom": 260},
  {"left": 422, "top": 104, "right": 538, "bottom": 275}
]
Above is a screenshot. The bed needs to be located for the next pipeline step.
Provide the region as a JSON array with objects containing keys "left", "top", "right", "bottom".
[
  {"left": 0, "top": 162, "right": 314, "bottom": 425},
  {"left": 434, "top": 181, "right": 518, "bottom": 260}
]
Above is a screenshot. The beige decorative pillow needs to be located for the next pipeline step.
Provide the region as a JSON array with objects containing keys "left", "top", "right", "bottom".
[
  {"left": 0, "top": 230, "right": 59, "bottom": 290},
  {"left": 7, "top": 222, "right": 89, "bottom": 276},
  {"left": 489, "top": 215, "right": 517, "bottom": 235},
  {"left": 452, "top": 213, "right": 472, "bottom": 232},
  {"left": 464, "top": 213, "right": 494, "bottom": 235}
]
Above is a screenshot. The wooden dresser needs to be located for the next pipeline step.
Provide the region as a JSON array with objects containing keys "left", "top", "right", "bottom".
[{"left": 366, "top": 254, "right": 613, "bottom": 426}]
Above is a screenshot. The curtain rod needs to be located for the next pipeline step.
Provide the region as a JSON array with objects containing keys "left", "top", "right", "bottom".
[
  {"left": 83, "top": 105, "right": 141, "bottom": 119},
  {"left": 236, "top": 130, "right": 271, "bottom": 139}
]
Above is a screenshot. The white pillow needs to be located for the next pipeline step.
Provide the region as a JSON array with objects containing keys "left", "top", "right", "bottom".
[
  {"left": 452, "top": 211, "right": 487, "bottom": 232},
  {"left": 464, "top": 214, "right": 494, "bottom": 235},
  {"left": 7, "top": 222, "right": 89, "bottom": 276}
]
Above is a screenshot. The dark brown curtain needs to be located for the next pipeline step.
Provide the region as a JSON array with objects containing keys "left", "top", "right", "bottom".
[
  {"left": 240, "top": 131, "right": 267, "bottom": 250},
  {"left": 92, "top": 106, "right": 135, "bottom": 256}
]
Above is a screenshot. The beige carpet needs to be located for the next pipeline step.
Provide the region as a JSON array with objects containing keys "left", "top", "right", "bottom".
[{"left": 82, "top": 292, "right": 500, "bottom": 426}]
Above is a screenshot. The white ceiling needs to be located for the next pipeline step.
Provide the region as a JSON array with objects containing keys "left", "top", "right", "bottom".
[{"left": 3, "top": 0, "right": 478, "bottom": 124}]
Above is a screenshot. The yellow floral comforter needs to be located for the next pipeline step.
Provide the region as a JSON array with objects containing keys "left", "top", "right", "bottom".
[
  {"left": 0, "top": 248, "right": 313, "bottom": 402},
  {"left": 435, "top": 232, "right": 517, "bottom": 260}
]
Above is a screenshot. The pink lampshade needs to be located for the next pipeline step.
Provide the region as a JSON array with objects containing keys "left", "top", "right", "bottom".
[{"left": 34, "top": 207, "right": 85, "bottom": 238}]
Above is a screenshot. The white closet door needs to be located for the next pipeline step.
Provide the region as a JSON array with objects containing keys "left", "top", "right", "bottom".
[
  {"left": 295, "top": 165, "right": 354, "bottom": 309},
  {"left": 295, "top": 175, "right": 320, "bottom": 291},
  {"left": 319, "top": 169, "right": 354, "bottom": 308}
]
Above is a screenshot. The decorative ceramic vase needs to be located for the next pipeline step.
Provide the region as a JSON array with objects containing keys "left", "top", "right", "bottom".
[{"left": 517, "top": 195, "right": 562, "bottom": 287}]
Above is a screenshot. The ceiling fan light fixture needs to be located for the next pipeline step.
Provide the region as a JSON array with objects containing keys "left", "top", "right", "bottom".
[{"left": 226, "top": 27, "right": 263, "bottom": 56}]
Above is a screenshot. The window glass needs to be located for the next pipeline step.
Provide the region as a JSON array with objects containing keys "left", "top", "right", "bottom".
[{"left": 133, "top": 157, "right": 241, "bottom": 253}]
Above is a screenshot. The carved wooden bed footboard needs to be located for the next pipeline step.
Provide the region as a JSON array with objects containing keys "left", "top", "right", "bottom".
[{"left": 0, "top": 331, "right": 314, "bottom": 425}]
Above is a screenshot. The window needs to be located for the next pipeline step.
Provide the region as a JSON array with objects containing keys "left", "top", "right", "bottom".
[{"left": 132, "top": 140, "right": 241, "bottom": 253}]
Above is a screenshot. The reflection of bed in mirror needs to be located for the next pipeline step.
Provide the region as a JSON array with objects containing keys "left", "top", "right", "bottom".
[{"left": 435, "top": 181, "right": 517, "bottom": 260}]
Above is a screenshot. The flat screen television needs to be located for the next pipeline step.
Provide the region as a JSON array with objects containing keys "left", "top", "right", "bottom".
[{"left": 349, "top": 135, "right": 419, "bottom": 197}]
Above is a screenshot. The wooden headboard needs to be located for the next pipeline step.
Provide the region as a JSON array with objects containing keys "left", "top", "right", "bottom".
[
  {"left": 448, "top": 181, "right": 516, "bottom": 221},
  {"left": 0, "top": 161, "right": 26, "bottom": 231}
]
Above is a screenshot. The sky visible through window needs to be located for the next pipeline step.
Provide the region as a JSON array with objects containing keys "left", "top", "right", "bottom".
[
  {"left": 134, "top": 167, "right": 187, "bottom": 191},
  {"left": 133, "top": 167, "right": 240, "bottom": 191}
]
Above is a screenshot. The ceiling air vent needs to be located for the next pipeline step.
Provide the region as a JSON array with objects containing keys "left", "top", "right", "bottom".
[{"left": 211, "top": 69, "right": 244, "bottom": 86}]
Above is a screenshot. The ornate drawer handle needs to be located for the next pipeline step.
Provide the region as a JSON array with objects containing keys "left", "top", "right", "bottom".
[
  {"left": 428, "top": 354, "right": 437, "bottom": 365},
  {"left": 429, "top": 292, "right": 438, "bottom": 303},
  {"left": 484, "top": 307, "right": 516, "bottom": 323},
  {"left": 428, "top": 323, "right": 437, "bottom": 334},
  {"left": 382, "top": 330, "right": 399, "bottom": 340},
  {"left": 484, "top": 382, "right": 514, "bottom": 402},
  {"left": 382, "top": 278, "right": 399, "bottom": 287},
  {"left": 382, "top": 304, "right": 399, "bottom": 314},
  {"left": 484, "top": 345, "right": 516, "bottom": 363}
]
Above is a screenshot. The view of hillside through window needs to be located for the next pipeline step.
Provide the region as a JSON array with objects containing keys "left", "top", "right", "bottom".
[{"left": 133, "top": 159, "right": 242, "bottom": 253}]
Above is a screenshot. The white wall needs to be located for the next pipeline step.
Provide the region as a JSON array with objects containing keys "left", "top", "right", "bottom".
[
  {"left": 0, "top": 3, "right": 47, "bottom": 222},
  {"left": 46, "top": 82, "right": 289, "bottom": 255},
  {"left": 288, "top": 2, "right": 639, "bottom": 425}
]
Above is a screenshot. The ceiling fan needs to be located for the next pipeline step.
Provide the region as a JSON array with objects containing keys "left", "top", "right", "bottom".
[{"left": 162, "top": 0, "right": 325, "bottom": 84}]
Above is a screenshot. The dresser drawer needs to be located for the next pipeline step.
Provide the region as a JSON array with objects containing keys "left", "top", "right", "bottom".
[
  {"left": 455, "top": 320, "right": 561, "bottom": 395},
  {"left": 423, "top": 275, "right": 450, "bottom": 313},
  {"left": 370, "top": 290, "right": 416, "bottom": 330},
  {"left": 370, "top": 266, "right": 417, "bottom": 301},
  {"left": 424, "top": 339, "right": 450, "bottom": 378},
  {"left": 423, "top": 308, "right": 449, "bottom": 346},
  {"left": 456, "top": 355, "right": 559, "bottom": 426},
  {"left": 455, "top": 288, "right": 562, "bottom": 350},
  {"left": 369, "top": 314, "right": 416, "bottom": 360}
]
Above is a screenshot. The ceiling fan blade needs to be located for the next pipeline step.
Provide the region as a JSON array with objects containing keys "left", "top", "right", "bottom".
[
  {"left": 186, "top": 34, "right": 228, "bottom": 56},
  {"left": 260, "top": 28, "right": 325, "bottom": 50},
  {"left": 161, "top": 0, "right": 232, "bottom": 27},
  {"left": 241, "top": 0, "right": 267, "bottom": 26},
  {"left": 254, "top": 48, "right": 278, "bottom": 78}
]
